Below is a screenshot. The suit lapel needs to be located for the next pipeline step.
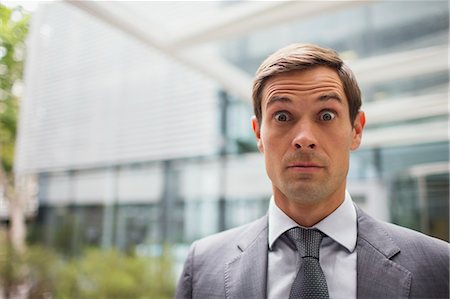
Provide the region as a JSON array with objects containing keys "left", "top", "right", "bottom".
[
  {"left": 355, "top": 206, "right": 412, "bottom": 298},
  {"left": 222, "top": 207, "right": 414, "bottom": 298},
  {"left": 224, "top": 216, "right": 268, "bottom": 299}
]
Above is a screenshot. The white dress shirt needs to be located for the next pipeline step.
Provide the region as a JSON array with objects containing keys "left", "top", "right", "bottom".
[{"left": 267, "top": 191, "right": 357, "bottom": 299}]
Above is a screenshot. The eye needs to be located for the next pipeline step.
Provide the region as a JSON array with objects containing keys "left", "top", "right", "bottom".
[
  {"left": 319, "top": 110, "right": 336, "bottom": 121},
  {"left": 274, "top": 111, "right": 291, "bottom": 122}
]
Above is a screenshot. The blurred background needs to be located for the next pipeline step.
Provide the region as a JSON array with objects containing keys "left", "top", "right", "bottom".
[{"left": 0, "top": 1, "right": 448, "bottom": 298}]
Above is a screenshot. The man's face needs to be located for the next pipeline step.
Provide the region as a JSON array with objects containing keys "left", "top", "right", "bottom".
[{"left": 252, "top": 66, "right": 364, "bottom": 206}]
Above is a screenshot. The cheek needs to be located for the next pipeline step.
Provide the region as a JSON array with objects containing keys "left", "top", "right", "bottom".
[
  {"left": 262, "top": 131, "right": 286, "bottom": 154},
  {"left": 325, "top": 129, "right": 354, "bottom": 155},
  {"left": 261, "top": 132, "right": 285, "bottom": 164}
]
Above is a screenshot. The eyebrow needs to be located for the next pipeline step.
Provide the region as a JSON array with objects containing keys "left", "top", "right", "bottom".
[
  {"left": 317, "top": 92, "right": 342, "bottom": 103},
  {"left": 265, "top": 96, "right": 292, "bottom": 109},
  {"left": 265, "top": 92, "right": 342, "bottom": 109}
]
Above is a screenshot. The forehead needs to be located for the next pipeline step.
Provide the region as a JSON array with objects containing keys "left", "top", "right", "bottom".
[{"left": 261, "top": 66, "right": 346, "bottom": 107}]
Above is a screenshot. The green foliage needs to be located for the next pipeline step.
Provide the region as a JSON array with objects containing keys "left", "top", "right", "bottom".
[
  {"left": 62, "top": 248, "right": 175, "bottom": 299},
  {"left": 0, "top": 229, "right": 26, "bottom": 297},
  {"left": 0, "top": 238, "right": 176, "bottom": 299},
  {"left": 25, "top": 244, "right": 63, "bottom": 298},
  {"left": 0, "top": 4, "right": 30, "bottom": 174}
]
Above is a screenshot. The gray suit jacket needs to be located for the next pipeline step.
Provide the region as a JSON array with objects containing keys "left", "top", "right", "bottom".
[{"left": 175, "top": 206, "right": 449, "bottom": 298}]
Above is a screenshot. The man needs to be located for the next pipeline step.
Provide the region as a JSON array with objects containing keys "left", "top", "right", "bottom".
[{"left": 175, "top": 44, "right": 449, "bottom": 298}]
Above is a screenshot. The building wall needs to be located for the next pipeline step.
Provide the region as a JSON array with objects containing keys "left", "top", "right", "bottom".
[{"left": 16, "top": 2, "right": 221, "bottom": 174}]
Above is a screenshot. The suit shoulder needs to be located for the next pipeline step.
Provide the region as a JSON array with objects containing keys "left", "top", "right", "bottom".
[
  {"left": 357, "top": 207, "right": 449, "bottom": 297},
  {"left": 176, "top": 216, "right": 267, "bottom": 298},
  {"left": 377, "top": 220, "right": 449, "bottom": 297},
  {"left": 376, "top": 220, "right": 449, "bottom": 276}
]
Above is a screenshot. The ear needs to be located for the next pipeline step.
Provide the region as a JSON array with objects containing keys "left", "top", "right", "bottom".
[
  {"left": 350, "top": 111, "right": 365, "bottom": 151},
  {"left": 251, "top": 116, "right": 264, "bottom": 153}
]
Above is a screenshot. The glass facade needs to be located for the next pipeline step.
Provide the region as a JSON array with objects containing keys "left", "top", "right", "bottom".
[
  {"left": 221, "top": 1, "right": 449, "bottom": 76},
  {"left": 30, "top": 156, "right": 271, "bottom": 261}
]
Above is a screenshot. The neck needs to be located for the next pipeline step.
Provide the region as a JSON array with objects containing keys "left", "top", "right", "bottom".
[{"left": 273, "top": 188, "right": 345, "bottom": 227}]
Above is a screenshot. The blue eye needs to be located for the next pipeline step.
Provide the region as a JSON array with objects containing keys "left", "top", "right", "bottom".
[
  {"left": 319, "top": 111, "right": 336, "bottom": 121},
  {"left": 274, "top": 111, "right": 290, "bottom": 122}
]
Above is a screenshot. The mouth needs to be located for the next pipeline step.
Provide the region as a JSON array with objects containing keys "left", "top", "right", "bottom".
[{"left": 286, "top": 162, "right": 324, "bottom": 172}]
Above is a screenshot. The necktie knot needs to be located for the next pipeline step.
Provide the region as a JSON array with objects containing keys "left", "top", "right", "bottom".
[{"left": 285, "top": 227, "right": 324, "bottom": 259}]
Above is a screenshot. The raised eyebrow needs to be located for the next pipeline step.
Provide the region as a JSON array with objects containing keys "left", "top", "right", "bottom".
[
  {"left": 265, "top": 96, "right": 292, "bottom": 109},
  {"left": 317, "top": 92, "right": 342, "bottom": 103}
]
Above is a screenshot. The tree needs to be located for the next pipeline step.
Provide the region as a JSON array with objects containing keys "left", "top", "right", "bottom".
[{"left": 0, "top": 4, "right": 31, "bottom": 254}]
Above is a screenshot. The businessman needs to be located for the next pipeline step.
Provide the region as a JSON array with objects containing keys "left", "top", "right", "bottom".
[{"left": 175, "top": 43, "right": 449, "bottom": 298}]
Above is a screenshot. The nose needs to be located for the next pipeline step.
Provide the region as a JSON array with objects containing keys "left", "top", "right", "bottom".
[{"left": 292, "top": 121, "right": 317, "bottom": 150}]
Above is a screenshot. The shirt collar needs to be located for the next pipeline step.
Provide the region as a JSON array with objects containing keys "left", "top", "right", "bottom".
[{"left": 268, "top": 191, "right": 357, "bottom": 253}]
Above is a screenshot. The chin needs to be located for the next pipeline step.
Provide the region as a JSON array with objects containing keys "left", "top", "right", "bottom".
[{"left": 284, "top": 187, "right": 330, "bottom": 205}]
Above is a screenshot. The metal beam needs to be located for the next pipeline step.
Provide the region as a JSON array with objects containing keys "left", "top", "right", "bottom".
[
  {"left": 364, "top": 93, "right": 448, "bottom": 125},
  {"left": 66, "top": 1, "right": 253, "bottom": 101},
  {"left": 348, "top": 45, "right": 448, "bottom": 85},
  {"left": 66, "top": 1, "right": 446, "bottom": 108},
  {"left": 361, "top": 120, "right": 448, "bottom": 148},
  {"left": 169, "top": 1, "right": 372, "bottom": 48}
]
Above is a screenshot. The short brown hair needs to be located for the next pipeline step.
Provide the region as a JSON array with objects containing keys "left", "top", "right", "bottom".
[{"left": 252, "top": 43, "right": 361, "bottom": 125}]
